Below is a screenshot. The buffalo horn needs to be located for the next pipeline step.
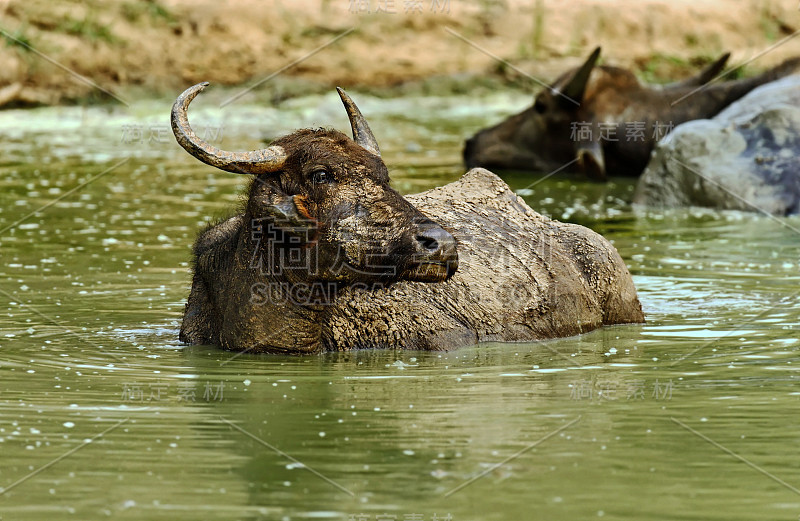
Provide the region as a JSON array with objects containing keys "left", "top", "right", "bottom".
[
  {"left": 171, "top": 82, "right": 287, "bottom": 175},
  {"left": 336, "top": 87, "right": 381, "bottom": 157}
]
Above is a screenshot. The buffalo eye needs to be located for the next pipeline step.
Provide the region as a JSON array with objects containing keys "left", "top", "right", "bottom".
[
  {"left": 311, "top": 169, "right": 333, "bottom": 184},
  {"left": 533, "top": 98, "right": 547, "bottom": 114}
]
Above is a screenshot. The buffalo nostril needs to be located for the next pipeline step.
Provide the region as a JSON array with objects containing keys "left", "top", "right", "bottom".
[
  {"left": 415, "top": 225, "right": 457, "bottom": 259},
  {"left": 416, "top": 234, "right": 439, "bottom": 252},
  {"left": 410, "top": 224, "right": 459, "bottom": 281},
  {"left": 416, "top": 225, "right": 456, "bottom": 253}
]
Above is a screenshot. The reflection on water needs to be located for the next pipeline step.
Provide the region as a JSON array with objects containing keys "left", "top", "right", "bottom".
[{"left": 0, "top": 90, "right": 798, "bottom": 520}]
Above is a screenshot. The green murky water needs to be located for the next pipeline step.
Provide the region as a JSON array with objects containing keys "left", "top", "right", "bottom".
[{"left": 1, "top": 89, "right": 798, "bottom": 520}]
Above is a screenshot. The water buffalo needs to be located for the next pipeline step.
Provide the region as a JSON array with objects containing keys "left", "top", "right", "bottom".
[
  {"left": 464, "top": 47, "right": 800, "bottom": 180},
  {"left": 173, "top": 83, "right": 644, "bottom": 353}
]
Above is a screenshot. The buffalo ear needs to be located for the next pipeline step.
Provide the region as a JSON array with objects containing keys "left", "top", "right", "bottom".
[
  {"left": 265, "top": 194, "right": 316, "bottom": 228},
  {"left": 576, "top": 139, "right": 606, "bottom": 181},
  {"left": 251, "top": 178, "right": 316, "bottom": 228},
  {"left": 559, "top": 47, "right": 601, "bottom": 106}
]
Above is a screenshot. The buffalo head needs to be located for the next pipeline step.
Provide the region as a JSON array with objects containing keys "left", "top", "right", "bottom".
[
  {"left": 172, "top": 83, "right": 458, "bottom": 289},
  {"left": 464, "top": 48, "right": 604, "bottom": 176}
]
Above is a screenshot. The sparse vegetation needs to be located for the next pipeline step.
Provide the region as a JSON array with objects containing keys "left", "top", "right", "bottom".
[
  {"left": 635, "top": 53, "right": 749, "bottom": 85},
  {"left": 121, "top": 0, "right": 176, "bottom": 25},
  {"left": 530, "top": 0, "right": 545, "bottom": 59},
  {"left": 0, "top": 25, "right": 34, "bottom": 51},
  {"left": 57, "top": 14, "right": 119, "bottom": 44}
]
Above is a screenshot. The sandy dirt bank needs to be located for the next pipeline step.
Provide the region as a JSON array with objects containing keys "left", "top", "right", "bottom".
[{"left": 0, "top": 0, "right": 797, "bottom": 106}]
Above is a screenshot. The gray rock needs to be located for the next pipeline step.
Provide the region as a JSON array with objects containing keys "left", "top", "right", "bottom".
[{"left": 634, "top": 75, "right": 800, "bottom": 215}]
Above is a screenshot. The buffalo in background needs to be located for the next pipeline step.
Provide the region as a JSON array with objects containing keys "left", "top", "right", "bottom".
[{"left": 464, "top": 47, "right": 800, "bottom": 180}]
